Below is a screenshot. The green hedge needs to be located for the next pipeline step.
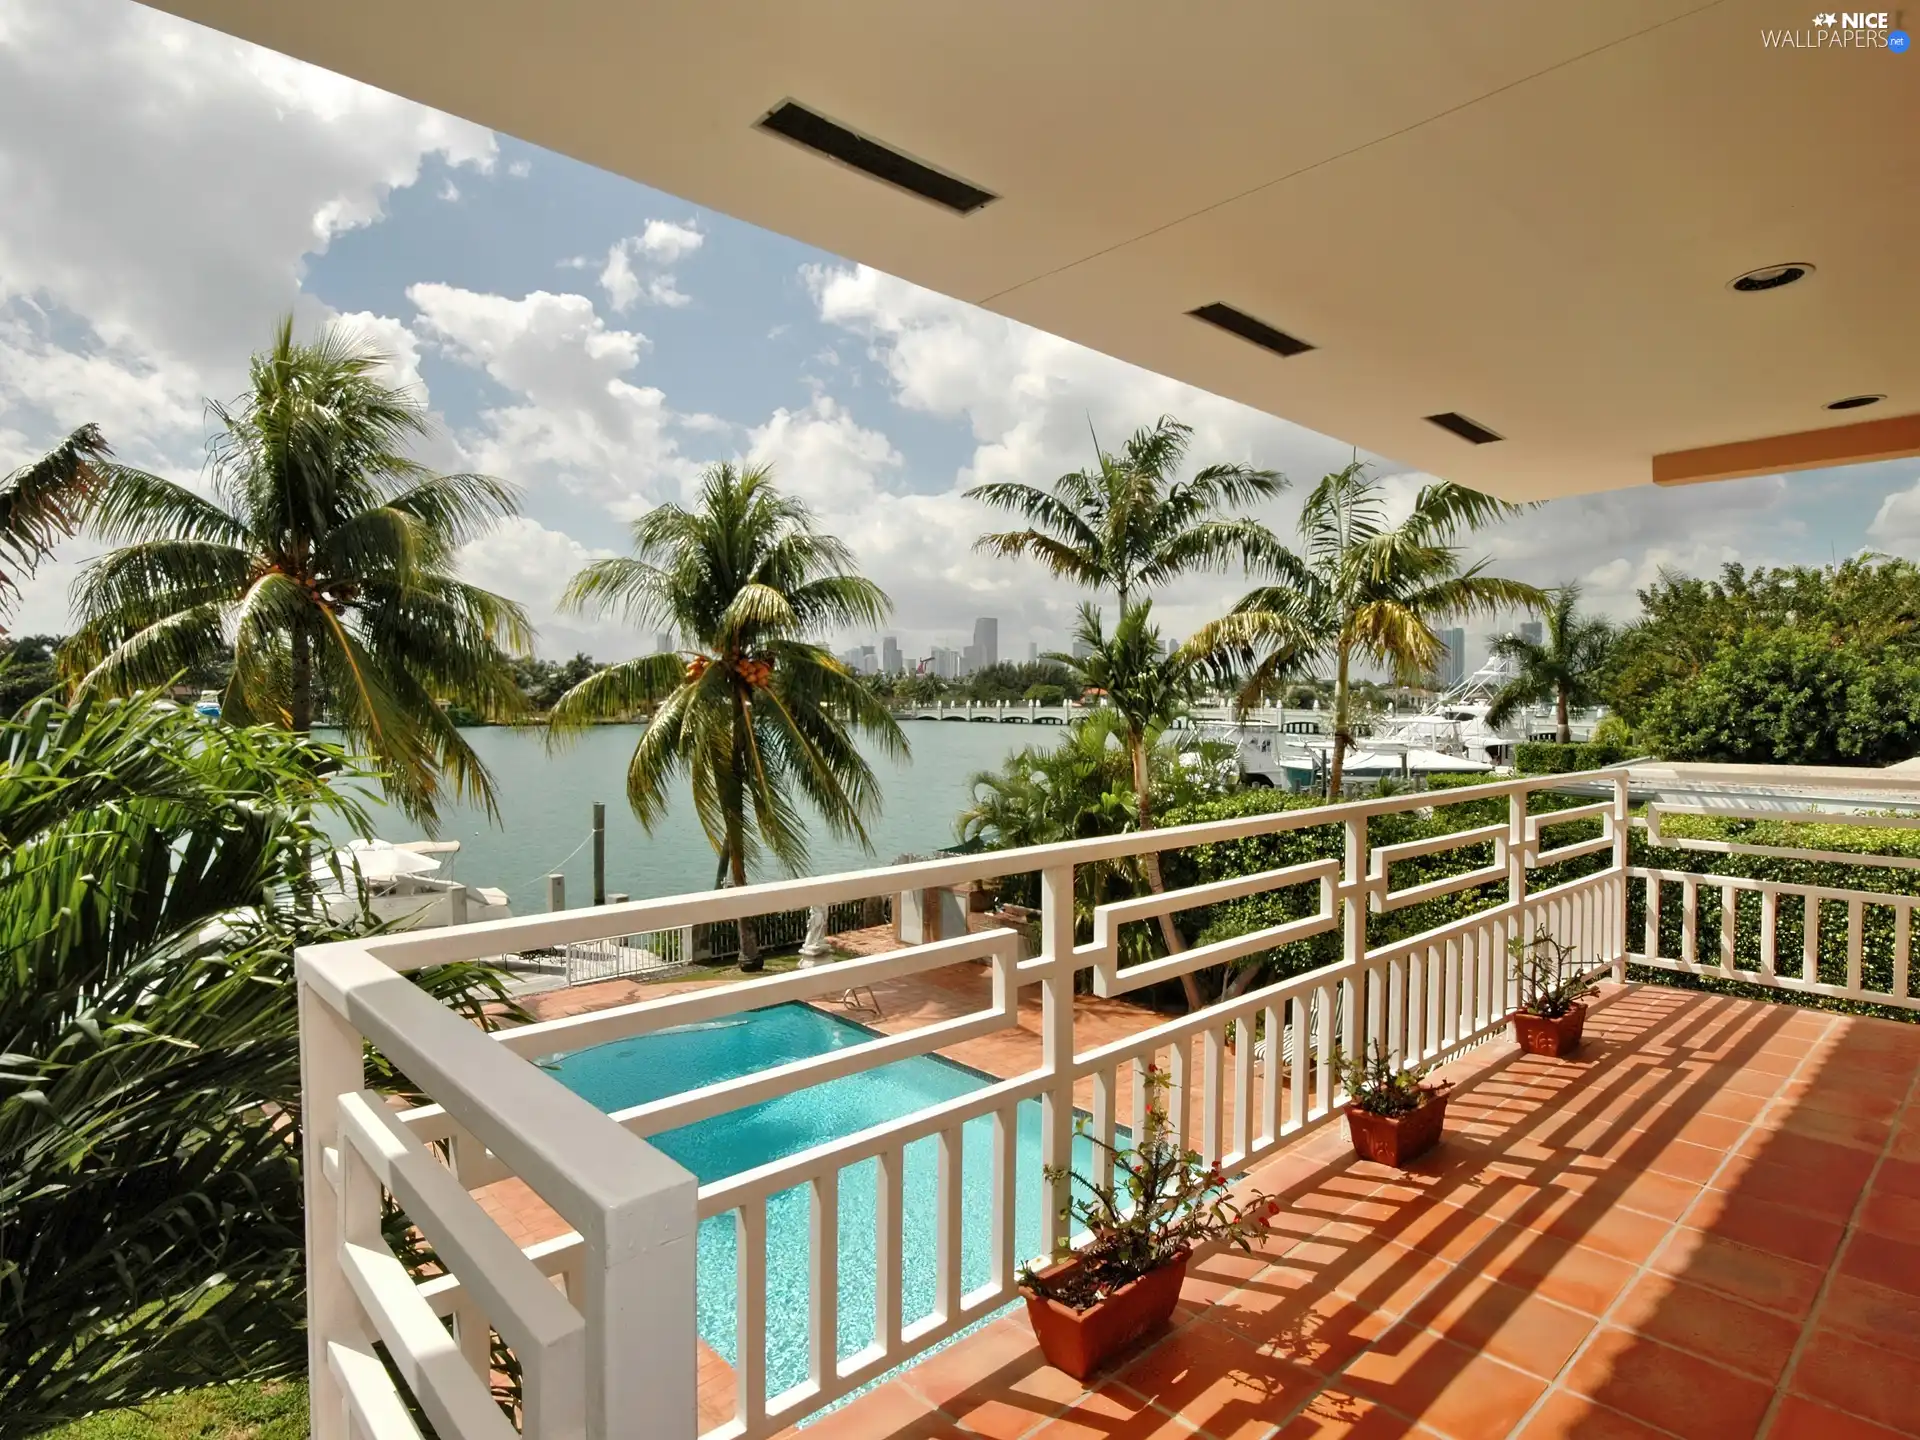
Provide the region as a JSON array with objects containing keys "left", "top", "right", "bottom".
[
  {"left": 1514, "top": 741, "right": 1632, "bottom": 774},
  {"left": 1154, "top": 784, "right": 1610, "bottom": 999}
]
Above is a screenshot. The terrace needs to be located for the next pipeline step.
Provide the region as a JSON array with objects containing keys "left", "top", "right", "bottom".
[{"left": 295, "top": 765, "right": 1920, "bottom": 1440}]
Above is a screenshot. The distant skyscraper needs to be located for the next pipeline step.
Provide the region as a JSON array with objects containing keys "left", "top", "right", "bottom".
[
  {"left": 1027, "top": 641, "right": 1038, "bottom": 664},
  {"left": 960, "top": 643, "right": 979, "bottom": 675},
  {"left": 973, "top": 617, "right": 998, "bottom": 670},
  {"left": 1436, "top": 627, "right": 1466, "bottom": 689},
  {"left": 1519, "top": 620, "right": 1544, "bottom": 647},
  {"left": 857, "top": 644, "right": 877, "bottom": 675},
  {"left": 931, "top": 646, "right": 960, "bottom": 680},
  {"left": 882, "top": 636, "right": 901, "bottom": 674},
  {"left": 654, "top": 632, "right": 673, "bottom": 653},
  {"left": 1071, "top": 638, "right": 1093, "bottom": 660}
]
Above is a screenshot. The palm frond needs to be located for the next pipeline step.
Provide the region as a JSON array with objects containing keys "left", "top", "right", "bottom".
[{"left": 0, "top": 425, "right": 112, "bottom": 604}]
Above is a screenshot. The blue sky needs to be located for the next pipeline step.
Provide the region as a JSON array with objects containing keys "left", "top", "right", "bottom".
[{"left": 4, "top": 0, "right": 1917, "bottom": 669}]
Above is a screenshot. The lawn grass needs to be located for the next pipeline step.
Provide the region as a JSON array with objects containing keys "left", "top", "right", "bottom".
[{"left": 35, "top": 1381, "right": 308, "bottom": 1439}]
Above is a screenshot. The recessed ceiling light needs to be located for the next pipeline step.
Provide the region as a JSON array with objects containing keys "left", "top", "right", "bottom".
[
  {"left": 1826, "top": 394, "right": 1885, "bottom": 411},
  {"left": 1727, "top": 262, "right": 1815, "bottom": 293},
  {"left": 757, "top": 101, "right": 996, "bottom": 215},
  {"left": 1425, "top": 412, "right": 1504, "bottom": 445},
  {"left": 1189, "top": 303, "right": 1315, "bottom": 358}
]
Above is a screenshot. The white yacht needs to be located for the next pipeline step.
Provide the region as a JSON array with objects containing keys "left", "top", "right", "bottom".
[
  {"left": 1219, "top": 654, "right": 1603, "bottom": 791},
  {"left": 316, "top": 838, "right": 513, "bottom": 930}
]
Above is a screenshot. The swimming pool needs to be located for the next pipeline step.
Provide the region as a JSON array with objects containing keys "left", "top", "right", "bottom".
[{"left": 543, "top": 1003, "right": 1104, "bottom": 1404}]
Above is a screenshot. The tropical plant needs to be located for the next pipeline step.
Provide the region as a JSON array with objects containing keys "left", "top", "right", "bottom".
[
  {"left": 1508, "top": 924, "right": 1598, "bottom": 1019},
  {"left": 1195, "top": 459, "right": 1542, "bottom": 795},
  {"left": 1051, "top": 600, "right": 1221, "bottom": 1001},
  {"left": 957, "top": 709, "right": 1141, "bottom": 855},
  {"left": 967, "top": 415, "right": 1285, "bottom": 612},
  {"left": 1485, "top": 583, "right": 1614, "bottom": 743},
  {"left": 1020, "top": 1069, "right": 1282, "bottom": 1308},
  {"left": 1333, "top": 1044, "right": 1448, "bottom": 1118},
  {"left": 0, "top": 689, "right": 520, "bottom": 1433},
  {"left": 0, "top": 424, "right": 112, "bottom": 624},
  {"left": 62, "top": 317, "right": 531, "bottom": 825},
  {"left": 549, "top": 461, "right": 907, "bottom": 970}
]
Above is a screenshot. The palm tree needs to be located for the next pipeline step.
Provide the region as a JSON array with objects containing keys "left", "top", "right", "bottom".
[
  {"left": 1485, "top": 583, "right": 1615, "bottom": 743},
  {"left": 1195, "top": 459, "right": 1543, "bottom": 795},
  {"left": 972, "top": 417, "right": 1283, "bottom": 998},
  {"left": 0, "top": 424, "right": 112, "bottom": 624},
  {"left": 1051, "top": 599, "right": 1221, "bottom": 1002},
  {"left": 63, "top": 317, "right": 531, "bottom": 825},
  {"left": 968, "top": 415, "right": 1285, "bottom": 610},
  {"left": 549, "top": 461, "right": 906, "bottom": 971}
]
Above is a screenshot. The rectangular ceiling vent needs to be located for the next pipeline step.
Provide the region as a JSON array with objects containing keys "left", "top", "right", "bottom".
[
  {"left": 757, "top": 101, "right": 996, "bottom": 215},
  {"left": 1425, "top": 411, "right": 1505, "bottom": 445},
  {"left": 1188, "top": 303, "right": 1315, "bottom": 358}
]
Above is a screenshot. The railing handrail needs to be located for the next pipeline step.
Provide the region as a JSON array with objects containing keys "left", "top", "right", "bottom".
[{"left": 326, "top": 766, "right": 1630, "bottom": 974}]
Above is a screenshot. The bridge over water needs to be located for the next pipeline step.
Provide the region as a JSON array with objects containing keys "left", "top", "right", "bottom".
[{"left": 888, "top": 699, "right": 1333, "bottom": 732}]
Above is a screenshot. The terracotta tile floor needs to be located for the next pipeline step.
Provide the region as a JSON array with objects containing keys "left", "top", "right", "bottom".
[{"left": 791, "top": 985, "right": 1920, "bottom": 1440}]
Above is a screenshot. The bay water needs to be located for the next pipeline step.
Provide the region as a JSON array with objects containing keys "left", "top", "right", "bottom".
[{"left": 336, "top": 719, "right": 1059, "bottom": 908}]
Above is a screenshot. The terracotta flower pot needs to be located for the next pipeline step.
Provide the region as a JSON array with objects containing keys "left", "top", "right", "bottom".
[
  {"left": 1345, "top": 1091, "right": 1448, "bottom": 1167},
  {"left": 1020, "top": 1249, "right": 1190, "bottom": 1380},
  {"left": 1511, "top": 1002, "right": 1588, "bottom": 1058}
]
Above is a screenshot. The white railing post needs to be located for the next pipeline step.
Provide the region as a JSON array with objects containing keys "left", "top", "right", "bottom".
[
  {"left": 298, "top": 981, "right": 368, "bottom": 1440},
  {"left": 577, "top": 1141, "right": 700, "bottom": 1439},
  {"left": 1611, "top": 772, "right": 1631, "bottom": 981},
  {"left": 1038, "top": 863, "right": 1075, "bottom": 1258},
  {"left": 1342, "top": 813, "right": 1368, "bottom": 1064},
  {"left": 1505, "top": 784, "right": 1530, "bottom": 1016}
]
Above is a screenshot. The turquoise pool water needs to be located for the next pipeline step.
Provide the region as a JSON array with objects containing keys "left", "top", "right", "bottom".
[{"left": 544, "top": 1004, "right": 1101, "bottom": 1403}]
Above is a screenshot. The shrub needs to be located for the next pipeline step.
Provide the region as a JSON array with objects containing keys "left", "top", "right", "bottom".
[
  {"left": 0, "top": 692, "right": 521, "bottom": 1430},
  {"left": 1514, "top": 741, "right": 1632, "bottom": 774},
  {"left": 1588, "top": 713, "right": 1633, "bottom": 749},
  {"left": 1333, "top": 1044, "right": 1447, "bottom": 1117},
  {"left": 1021, "top": 1070, "right": 1282, "bottom": 1308}
]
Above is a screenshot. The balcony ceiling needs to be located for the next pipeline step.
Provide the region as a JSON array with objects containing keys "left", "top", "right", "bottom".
[{"left": 140, "top": 1, "right": 1920, "bottom": 500}]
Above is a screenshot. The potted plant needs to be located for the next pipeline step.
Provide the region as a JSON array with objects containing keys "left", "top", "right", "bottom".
[
  {"left": 1335, "top": 1044, "right": 1451, "bottom": 1166},
  {"left": 1019, "top": 1070, "right": 1284, "bottom": 1380},
  {"left": 1508, "top": 924, "right": 1599, "bottom": 1057}
]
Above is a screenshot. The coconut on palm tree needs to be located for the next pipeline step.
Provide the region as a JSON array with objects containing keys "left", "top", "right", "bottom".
[
  {"left": 1, "top": 424, "right": 112, "bottom": 625},
  {"left": 1195, "top": 459, "right": 1543, "bottom": 795},
  {"left": 63, "top": 318, "right": 531, "bottom": 824},
  {"left": 548, "top": 461, "right": 906, "bottom": 970},
  {"left": 1485, "top": 583, "right": 1615, "bottom": 744}
]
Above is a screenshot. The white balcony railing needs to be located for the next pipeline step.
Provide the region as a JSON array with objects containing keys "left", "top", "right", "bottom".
[{"left": 294, "top": 766, "right": 1678, "bottom": 1440}]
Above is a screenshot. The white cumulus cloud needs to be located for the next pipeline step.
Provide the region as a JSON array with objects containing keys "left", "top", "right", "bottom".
[
  {"left": 408, "top": 284, "right": 696, "bottom": 512},
  {"left": 590, "top": 220, "right": 704, "bottom": 313}
]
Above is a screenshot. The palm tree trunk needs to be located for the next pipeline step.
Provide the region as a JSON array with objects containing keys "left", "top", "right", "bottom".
[
  {"left": 1328, "top": 647, "right": 1352, "bottom": 797},
  {"left": 1556, "top": 687, "right": 1571, "bottom": 745},
  {"left": 730, "top": 830, "right": 762, "bottom": 972},
  {"left": 1131, "top": 731, "right": 1203, "bottom": 1011},
  {"left": 727, "top": 693, "right": 763, "bottom": 972},
  {"left": 290, "top": 621, "right": 312, "bottom": 734}
]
